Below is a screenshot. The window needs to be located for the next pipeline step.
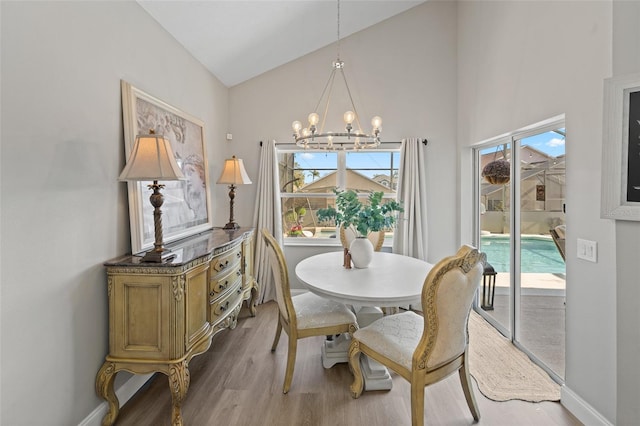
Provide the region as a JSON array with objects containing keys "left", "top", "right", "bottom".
[{"left": 277, "top": 148, "right": 400, "bottom": 241}]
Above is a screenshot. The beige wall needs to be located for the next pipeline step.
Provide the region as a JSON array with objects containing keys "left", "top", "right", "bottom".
[
  {"left": 612, "top": 1, "right": 640, "bottom": 424},
  {"left": 0, "top": 1, "right": 228, "bottom": 424}
]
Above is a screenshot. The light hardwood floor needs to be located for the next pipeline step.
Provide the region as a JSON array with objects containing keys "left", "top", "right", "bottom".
[{"left": 115, "top": 302, "right": 582, "bottom": 426}]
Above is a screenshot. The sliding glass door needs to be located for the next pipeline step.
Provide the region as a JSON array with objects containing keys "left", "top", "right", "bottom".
[
  {"left": 477, "top": 142, "right": 513, "bottom": 337},
  {"left": 475, "top": 119, "right": 566, "bottom": 383}
]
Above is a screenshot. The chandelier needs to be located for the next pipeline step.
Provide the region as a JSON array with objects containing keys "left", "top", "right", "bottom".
[{"left": 291, "top": 0, "right": 381, "bottom": 150}]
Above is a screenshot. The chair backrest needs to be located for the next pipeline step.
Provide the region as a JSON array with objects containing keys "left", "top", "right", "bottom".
[
  {"left": 339, "top": 226, "right": 385, "bottom": 252},
  {"left": 415, "top": 245, "right": 485, "bottom": 370},
  {"left": 261, "top": 228, "right": 295, "bottom": 325}
]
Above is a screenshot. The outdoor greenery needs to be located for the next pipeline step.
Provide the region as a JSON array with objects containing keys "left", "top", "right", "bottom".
[
  {"left": 317, "top": 189, "right": 403, "bottom": 237},
  {"left": 285, "top": 206, "right": 307, "bottom": 236}
]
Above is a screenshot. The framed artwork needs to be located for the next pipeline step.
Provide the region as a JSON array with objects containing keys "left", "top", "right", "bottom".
[
  {"left": 602, "top": 73, "right": 640, "bottom": 221},
  {"left": 121, "top": 80, "right": 212, "bottom": 254}
]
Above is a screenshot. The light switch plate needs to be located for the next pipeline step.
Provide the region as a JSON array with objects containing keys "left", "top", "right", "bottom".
[{"left": 577, "top": 238, "right": 597, "bottom": 262}]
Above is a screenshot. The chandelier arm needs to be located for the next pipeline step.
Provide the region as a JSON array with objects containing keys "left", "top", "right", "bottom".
[
  {"left": 314, "top": 67, "right": 337, "bottom": 115},
  {"left": 339, "top": 67, "right": 365, "bottom": 133},
  {"left": 319, "top": 70, "right": 337, "bottom": 135}
]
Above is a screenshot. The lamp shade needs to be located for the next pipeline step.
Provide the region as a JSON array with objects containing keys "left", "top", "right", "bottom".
[
  {"left": 217, "top": 156, "right": 252, "bottom": 185},
  {"left": 118, "top": 133, "right": 185, "bottom": 181}
]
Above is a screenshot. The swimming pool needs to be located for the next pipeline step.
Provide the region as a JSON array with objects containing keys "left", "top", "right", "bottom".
[{"left": 480, "top": 235, "right": 565, "bottom": 274}]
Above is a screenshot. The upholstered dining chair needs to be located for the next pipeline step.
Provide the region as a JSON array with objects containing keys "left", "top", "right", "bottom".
[
  {"left": 347, "top": 245, "right": 485, "bottom": 426},
  {"left": 339, "top": 226, "right": 385, "bottom": 252},
  {"left": 261, "top": 228, "right": 359, "bottom": 394}
]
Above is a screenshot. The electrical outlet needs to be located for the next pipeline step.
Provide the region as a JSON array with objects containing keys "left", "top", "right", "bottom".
[{"left": 577, "top": 238, "right": 597, "bottom": 262}]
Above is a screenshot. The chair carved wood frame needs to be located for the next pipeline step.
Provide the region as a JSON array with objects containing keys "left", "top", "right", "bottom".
[
  {"left": 348, "top": 245, "right": 486, "bottom": 426},
  {"left": 261, "top": 228, "right": 359, "bottom": 394}
]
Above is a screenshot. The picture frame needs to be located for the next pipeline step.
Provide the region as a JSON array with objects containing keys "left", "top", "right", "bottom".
[
  {"left": 601, "top": 73, "right": 640, "bottom": 221},
  {"left": 121, "top": 80, "right": 213, "bottom": 254}
]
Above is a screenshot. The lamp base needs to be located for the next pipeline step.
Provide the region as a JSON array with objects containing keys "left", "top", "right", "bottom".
[
  {"left": 140, "top": 249, "right": 176, "bottom": 263},
  {"left": 223, "top": 222, "right": 240, "bottom": 230}
]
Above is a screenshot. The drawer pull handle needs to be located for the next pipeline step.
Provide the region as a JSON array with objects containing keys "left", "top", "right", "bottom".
[
  {"left": 219, "top": 260, "right": 229, "bottom": 270},
  {"left": 237, "top": 252, "right": 241, "bottom": 258},
  {"left": 236, "top": 270, "right": 241, "bottom": 276},
  {"left": 219, "top": 301, "right": 229, "bottom": 312},
  {"left": 217, "top": 280, "right": 229, "bottom": 291}
]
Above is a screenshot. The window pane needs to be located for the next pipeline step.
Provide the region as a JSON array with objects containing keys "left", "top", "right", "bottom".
[
  {"left": 345, "top": 151, "right": 399, "bottom": 193},
  {"left": 278, "top": 149, "right": 401, "bottom": 240},
  {"left": 278, "top": 151, "right": 337, "bottom": 194}
]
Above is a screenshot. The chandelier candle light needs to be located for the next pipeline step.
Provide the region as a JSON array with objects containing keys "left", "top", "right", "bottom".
[{"left": 291, "top": 0, "right": 381, "bottom": 150}]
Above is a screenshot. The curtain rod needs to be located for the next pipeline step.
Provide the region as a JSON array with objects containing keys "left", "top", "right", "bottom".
[{"left": 261, "top": 139, "right": 428, "bottom": 147}]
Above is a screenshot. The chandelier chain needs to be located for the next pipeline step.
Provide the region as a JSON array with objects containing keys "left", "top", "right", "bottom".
[{"left": 337, "top": 0, "right": 341, "bottom": 60}]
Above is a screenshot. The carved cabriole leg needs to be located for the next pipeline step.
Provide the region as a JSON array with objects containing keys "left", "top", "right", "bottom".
[
  {"left": 168, "top": 361, "right": 190, "bottom": 426},
  {"left": 348, "top": 340, "right": 364, "bottom": 398},
  {"left": 95, "top": 362, "right": 119, "bottom": 426}
]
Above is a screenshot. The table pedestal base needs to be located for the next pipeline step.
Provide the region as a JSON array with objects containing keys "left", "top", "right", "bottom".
[
  {"left": 321, "top": 334, "right": 350, "bottom": 368},
  {"left": 321, "top": 306, "right": 392, "bottom": 391}
]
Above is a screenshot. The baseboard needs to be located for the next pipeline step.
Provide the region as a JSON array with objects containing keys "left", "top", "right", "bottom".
[
  {"left": 79, "top": 373, "right": 154, "bottom": 426},
  {"left": 561, "top": 385, "right": 613, "bottom": 426}
]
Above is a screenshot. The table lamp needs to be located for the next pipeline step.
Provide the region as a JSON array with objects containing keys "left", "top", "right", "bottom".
[
  {"left": 119, "top": 130, "right": 185, "bottom": 262},
  {"left": 217, "top": 155, "right": 252, "bottom": 229}
]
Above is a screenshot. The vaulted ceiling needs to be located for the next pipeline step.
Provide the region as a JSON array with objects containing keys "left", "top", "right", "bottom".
[{"left": 137, "top": 1, "right": 426, "bottom": 87}]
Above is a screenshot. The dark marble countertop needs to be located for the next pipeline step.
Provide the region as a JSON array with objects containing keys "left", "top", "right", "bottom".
[{"left": 105, "top": 227, "right": 254, "bottom": 268}]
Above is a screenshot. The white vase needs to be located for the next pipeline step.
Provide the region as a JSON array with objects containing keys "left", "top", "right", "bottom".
[{"left": 349, "top": 237, "right": 374, "bottom": 268}]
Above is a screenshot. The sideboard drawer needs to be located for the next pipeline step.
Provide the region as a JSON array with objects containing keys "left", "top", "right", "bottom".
[
  {"left": 209, "top": 281, "right": 243, "bottom": 326},
  {"left": 211, "top": 245, "right": 242, "bottom": 275},
  {"left": 209, "top": 264, "right": 242, "bottom": 301}
]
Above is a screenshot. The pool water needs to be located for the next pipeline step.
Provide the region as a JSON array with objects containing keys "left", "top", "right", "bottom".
[{"left": 480, "top": 235, "right": 565, "bottom": 274}]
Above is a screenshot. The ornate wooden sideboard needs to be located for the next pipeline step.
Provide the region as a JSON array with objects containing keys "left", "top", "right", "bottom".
[{"left": 95, "top": 228, "right": 258, "bottom": 426}]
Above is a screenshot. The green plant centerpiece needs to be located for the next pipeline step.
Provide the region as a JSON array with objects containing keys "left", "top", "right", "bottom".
[{"left": 317, "top": 189, "right": 403, "bottom": 268}]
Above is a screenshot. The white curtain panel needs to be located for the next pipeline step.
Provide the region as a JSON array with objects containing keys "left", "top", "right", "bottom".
[
  {"left": 392, "top": 138, "right": 428, "bottom": 260},
  {"left": 252, "top": 140, "right": 283, "bottom": 303}
]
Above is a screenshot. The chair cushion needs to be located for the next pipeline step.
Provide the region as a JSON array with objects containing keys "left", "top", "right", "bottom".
[
  {"left": 353, "top": 311, "right": 423, "bottom": 370},
  {"left": 292, "top": 292, "right": 357, "bottom": 330}
]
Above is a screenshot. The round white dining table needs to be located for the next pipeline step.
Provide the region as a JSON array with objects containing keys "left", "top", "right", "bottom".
[
  {"left": 295, "top": 251, "right": 433, "bottom": 308},
  {"left": 295, "top": 250, "right": 433, "bottom": 391}
]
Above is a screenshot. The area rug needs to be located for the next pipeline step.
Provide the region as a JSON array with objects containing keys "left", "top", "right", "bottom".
[{"left": 467, "top": 310, "right": 561, "bottom": 402}]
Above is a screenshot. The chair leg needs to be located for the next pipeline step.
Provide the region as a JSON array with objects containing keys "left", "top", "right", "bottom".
[
  {"left": 282, "top": 335, "right": 297, "bottom": 394},
  {"left": 459, "top": 360, "right": 480, "bottom": 421},
  {"left": 410, "top": 380, "right": 425, "bottom": 426},
  {"left": 271, "top": 318, "right": 283, "bottom": 352},
  {"left": 348, "top": 340, "right": 364, "bottom": 398}
]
